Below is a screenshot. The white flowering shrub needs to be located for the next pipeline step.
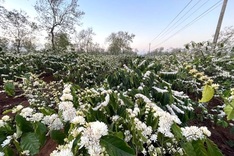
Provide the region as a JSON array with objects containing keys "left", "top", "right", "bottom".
[{"left": 0, "top": 51, "right": 230, "bottom": 156}]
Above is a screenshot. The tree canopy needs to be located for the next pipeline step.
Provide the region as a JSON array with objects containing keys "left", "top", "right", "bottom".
[
  {"left": 106, "top": 31, "right": 135, "bottom": 55},
  {"left": 0, "top": 9, "right": 37, "bottom": 53},
  {"left": 34, "top": 0, "right": 84, "bottom": 50}
]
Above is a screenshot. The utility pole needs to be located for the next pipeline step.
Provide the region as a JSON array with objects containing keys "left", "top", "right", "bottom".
[
  {"left": 148, "top": 43, "right": 151, "bottom": 53},
  {"left": 213, "top": 0, "right": 228, "bottom": 48}
]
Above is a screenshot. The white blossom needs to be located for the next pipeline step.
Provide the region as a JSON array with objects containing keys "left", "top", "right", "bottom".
[
  {"left": 79, "top": 121, "right": 108, "bottom": 156},
  {"left": 30, "top": 113, "right": 44, "bottom": 122},
  {"left": 93, "top": 94, "right": 110, "bottom": 111},
  {"left": 124, "top": 130, "right": 132, "bottom": 142},
  {"left": 181, "top": 126, "right": 211, "bottom": 141},
  {"left": 33, "top": 81, "right": 40, "bottom": 87},
  {"left": 20, "top": 107, "right": 34, "bottom": 119},
  {"left": 50, "top": 149, "right": 73, "bottom": 156},
  {"left": 138, "top": 86, "right": 143, "bottom": 90},
  {"left": 62, "top": 108, "right": 77, "bottom": 122},
  {"left": 171, "top": 104, "right": 184, "bottom": 114},
  {"left": 1, "top": 115, "right": 10, "bottom": 122},
  {"left": 58, "top": 101, "right": 74, "bottom": 111},
  {"left": 12, "top": 104, "right": 23, "bottom": 113},
  {"left": 111, "top": 115, "right": 120, "bottom": 122},
  {"left": 150, "top": 134, "right": 157, "bottom": 142},
  {"left": 42, "top": 114, "right": 63, "bottom": 130},
  {"left": 143, "top": 71, "right": 151, "bottom": 79},
  {"left": 90, "top": 121, "right": 108, "bottom": 139},
  {"left": 0, "top": 120, "right": 5, "bottom": 128},
  {"left": 21, "top": 150, "right": 30, "bottom": 156},
  {"left": 123, "top": 64, "right": 133, "bottom": 73},
  {"left": 71, "top": 116, "right": 86, "bottom": 125},
  {"left": 62, "top": 87, "right": 71, "bottom": 94},
  {"left": 60, "top": 93, "right": 73, "bottom": 101},
  {"left": 13, "top": 132, "right": 22, "bottom": 139},
  {"left": 135, "top": 93, "right": 181, "bottom": 138},
  {"left": 1, "top": 136, "right": 12, "bottom": 147},
  {"left": 200, "top": 127, "right": 211, "bottom": 137},
  {"left": 142, "top": 148, "right": 147, "bottom": 155},
  {"left": 138, "top": 60, "right": 146, "bottom": 67}
]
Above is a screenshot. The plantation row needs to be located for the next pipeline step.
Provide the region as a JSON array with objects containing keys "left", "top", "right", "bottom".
[{"left": 0, "top": 50, "right": 234, "bottom": 156}]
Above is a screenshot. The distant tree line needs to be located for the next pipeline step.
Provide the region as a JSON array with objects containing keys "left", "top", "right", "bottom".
[{"left": 0, "top": 0, "right": 137, "bottom": 55}]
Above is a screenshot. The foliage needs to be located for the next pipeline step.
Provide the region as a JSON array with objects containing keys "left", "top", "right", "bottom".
[
  {"left": 224, "top": 88, "right": 234, "bottom": 120},
  {"left": 0, "top": 37, "right": 9, "bottom": 51},
  {"left": 74, "top": 27, "right": 97, "bottom": 53},
  {"left": 34, "top": 0, "right": 84, "bottom": 50},
  {"left": 54, "top": 32, "right": 71, "bottom": 50},
  {"left": 1, "top": 50, "right": 230, "bottom": 155},
  {"left": 3, "top": 80, "right": 15, "bottom": 96},
  {"left": 0, "top": 9, "right": 37, "bottom": 53},
  {"left": 199, "top": 85, "right": 214, "bottom": 103},
  {"left": 106, "top": 31, "right": 135, "bottom": 55}
]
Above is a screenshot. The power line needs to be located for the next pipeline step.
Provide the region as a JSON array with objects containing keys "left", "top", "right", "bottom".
[
  {"left": 152, "top": 1, "right": 222, "bottom": 49},
  {"left": 156, "top": 0, "right": 210, "bottom": 42},
  {"left": 150, "top": 0, "right": 193, "bottom": 43},
  {"left": 151, "top": 0, "right": 222, "bottom": 49}
]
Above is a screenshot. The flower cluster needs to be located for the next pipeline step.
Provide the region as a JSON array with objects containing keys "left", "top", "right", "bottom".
[
  {"left": 50, "top": 140, "right": 74, "bottom": 156},
  {"left": 42, "top": 114, "right": 63, "bottom": 131},
  {"left": 181, "top": 126, "right": 211, "bottom": 141},
  {"left": 187, "top": 66, "right": 219, "bottom": 90},
  {"left": 59, "top": 84, "right": 76, "bottom": 122},
  {"left": 93, "top": 93, "right": 110, "bottom": 111},
  {"left": 136, "top": 94, "right": 181, "bottom": 138},
  {"left": 12, "top": 105, "right": 23, "bottom": 113},
  {"left": 79, "top": 121, "right": 108, "bottom": 156},
  {"left": 1, "top": 136, "right": 12, "bottom": 148},
  {"left": 17, "top": 74, "right": 63, "bottom": 108},
  {"left": 19, "top": 107, "right": 44, "bottom": 122}
]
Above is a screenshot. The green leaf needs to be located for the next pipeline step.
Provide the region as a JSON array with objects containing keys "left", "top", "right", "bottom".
[
  {"left": 192, "top": 140, "right": 208, "bottom": 156},
  {"left": 50, "top": 130, "right": 66, "bottom": 145},
  {"left": 3, "top": 146, "right": 15, "bottom": 156},
  {"left": 110, "top": 132, "right": 124, "bottom": 140},
  {"left": 171, "top": 124, "right": 182, "bottom": 139},
  {"left": 199, "top": 85, "right": 214, "bottom": 103},
  {"left": 20, "top": 132, "right": 40, "bottom": 155},
  {"left": 2, "top": 109, "right": 13, "bottom": 115},
  {"left": 72, "top": 136, "right": 80, "bottom": 153},
  {"left": 217, "top": 120, "right": 228, "bottom": 128},
  {"left": 206, "top": 139, "right": 223, "bottom": 156},
  {"left": 100, "top": 135, "right": 135, "bottom": 156},
  {"left": 39, "top": 107, "right": 56, "bottom": 115},
  {"left": 182, "top": 142, "right": 197, "bottom": 156},
  {"left": 119, "top": 94, "right": 134, "bottom": 107},
  {"left": 15, "top": 114, "right": 33, "bottom": 133},
  {"left": 3, "top": 81, "right": 15, "bottom": 96},
  {"left": 224, "top": 101, "right": 234, "bottom": 120},
  {"left": 34, "top": 122, "right": 47, "bottom": 145}
]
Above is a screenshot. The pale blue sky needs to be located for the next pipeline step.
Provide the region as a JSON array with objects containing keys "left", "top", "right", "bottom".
[{"left": 2, "top": 0, "right": 234, "bottom": 53}]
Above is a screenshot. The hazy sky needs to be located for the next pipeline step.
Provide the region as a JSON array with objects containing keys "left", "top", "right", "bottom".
[{"left": 2, "top": 0, "right": 234, "bottom": 53}]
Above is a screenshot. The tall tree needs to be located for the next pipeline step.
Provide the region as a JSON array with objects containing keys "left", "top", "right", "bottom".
[
  {"left": 54, "top": 32, "right": 70, "bottom": 50},
  {"left": 0, "top": 37, "right": 9, "bottom": 51},
  {"left": 1, "top": 9, "right": 37, "bottom": 53},
  {"left": 75, "top": 28, "right": 95, "bottom": 52},
  {"left": 22, "top": 37, "right": 37, "bottom": 52},
  {"left": 34, "top": 0, "right": 84, "bottom": 50},
  {"left": 0, "top": 2, "right": 7, "bottom": 25},
  {"left": 106, "top": 31, "right": 135, "bottom": 55}
]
